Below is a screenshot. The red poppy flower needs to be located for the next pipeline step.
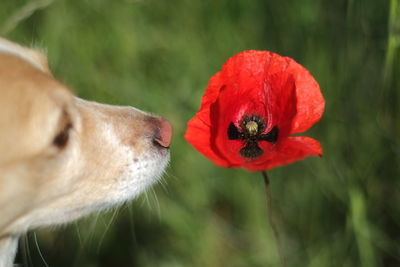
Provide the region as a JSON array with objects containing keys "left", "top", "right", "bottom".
[{"left": 185, "top": 50, "right": 325, "bottom": 171}]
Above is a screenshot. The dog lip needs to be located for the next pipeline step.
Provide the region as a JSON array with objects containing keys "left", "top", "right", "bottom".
[{"left": 153, "top": 139, "right": 170, "bottom": 149}]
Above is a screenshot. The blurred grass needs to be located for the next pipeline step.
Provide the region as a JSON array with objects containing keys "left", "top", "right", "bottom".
[{"left": 1, "top": 0, "right": 399, "bottom": 266}]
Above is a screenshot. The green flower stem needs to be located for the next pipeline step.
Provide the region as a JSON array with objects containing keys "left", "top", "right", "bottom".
[{"left": 261, "top": 171, "right": 286, "bottom": 267}]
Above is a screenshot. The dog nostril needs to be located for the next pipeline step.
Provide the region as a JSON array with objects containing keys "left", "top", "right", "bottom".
[{"left": 153, "top": 118, "right": 173, "bottom": 148}]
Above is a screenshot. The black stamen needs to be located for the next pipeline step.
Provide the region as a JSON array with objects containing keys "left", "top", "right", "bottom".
[
  {"left": 228, "top": 122, "right": 243, "bottom": 140},
  {"left": 259, "top": 126, "right": 279, "bottom": 144},
  {"left": 240, "top": 141, "right": 264, "bottom": 158}
]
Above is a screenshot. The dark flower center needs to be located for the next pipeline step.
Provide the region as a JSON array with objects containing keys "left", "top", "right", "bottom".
[{"left": 227, "top": 115, "right": 279, "bottom": 158}]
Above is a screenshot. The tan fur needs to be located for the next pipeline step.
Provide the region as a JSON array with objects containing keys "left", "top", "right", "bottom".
[{"left": 0, "top": 38, "right": 170, "bottom": 266}]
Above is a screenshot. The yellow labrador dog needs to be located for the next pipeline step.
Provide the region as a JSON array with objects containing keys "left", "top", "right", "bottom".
[{"left": 0, "top": 38, "right": 172, "bottom": 266}]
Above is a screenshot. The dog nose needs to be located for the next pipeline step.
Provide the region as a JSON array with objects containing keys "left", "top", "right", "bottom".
[{"left": 153, "top": 118, "right": 173, "bottom": 148}]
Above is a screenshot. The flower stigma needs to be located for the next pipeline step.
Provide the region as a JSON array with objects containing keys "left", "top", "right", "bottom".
[{"left": 245, "top": 121, "right": 258, "bottom": 136}]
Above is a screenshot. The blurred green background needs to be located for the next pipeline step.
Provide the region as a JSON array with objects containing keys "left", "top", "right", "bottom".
[{"left": 2, "top": 0, "right": 400, "bottom": 266}]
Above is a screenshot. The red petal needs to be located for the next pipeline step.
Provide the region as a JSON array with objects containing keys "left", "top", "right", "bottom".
[
  {"left": 217, "top": 50, "right": 324, "bottom": 134},
  {"left": 184, "top": 111, "right": 231, "bottom": 167},
  {"left": 243, "top": 136, "right": 322, "bottom": 171},
  {"left": 199, "top": 51, "right": 272, "bottom": 112},
  {"left": 200, "top": 72, "right": 223, "bottom": 109},
  {"left": 209, "top": 84, "right": 268, "bottom": 167},
  {"left": 286, "top": 63, "right": 324, "bottom": 133},
  {"left": 262, "top": 52, "right": 325, "bottom": 133},
  {"left": 264, "top": 72, "right": 297, "bottom": 137}
]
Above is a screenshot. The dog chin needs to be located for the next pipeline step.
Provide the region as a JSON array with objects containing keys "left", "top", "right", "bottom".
[
  {"left": 63, "top": 156, "right": 168, "bottom": 227},
  {"left": 19, "top": 148, "right": 170, "bottom": 230}
]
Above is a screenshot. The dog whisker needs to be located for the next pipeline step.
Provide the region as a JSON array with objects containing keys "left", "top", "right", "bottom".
[
  {"left": 142, "top": 190, "right": 152, "bottom": 211},
  {"left": 33, "top": 232, "right": 49, "bottom": 267},
  {"left": 157, "top": 175, "right": 169, "bottom": 193},
  {"left": 96, "top": 208, "right": 120, "bottom": 253},
  {"left": 74, "top": 222, "right": 83, "bottom": 247},
  {"left": 149, "top": 187, "right": 161, "bottom": 219},
  {"left": 21, "top": 234, "right": 32, "bottom": 267},
  {"left": 127, "top": 203, "right": 138, "bottom": 247},
  {"left": 83, "top": 212, "right": 101, "bottom": 248}
]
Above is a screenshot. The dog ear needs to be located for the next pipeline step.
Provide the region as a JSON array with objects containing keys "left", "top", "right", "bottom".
[
  {"left": 0, "top": 54, "right": 72, "bottom": 166},
  {"left": 0, "top": 87, "right": 56, "bottom": 165},
  {"left": 0, "top": 85, "right": 51, "bottom": 234},
  {"left": 0, "top": 38, "right": 53, "bottom": 76}
]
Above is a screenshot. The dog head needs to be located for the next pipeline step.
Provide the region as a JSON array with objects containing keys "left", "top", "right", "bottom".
[{"left": 0, "top": 38, "right": 172, "bottom": 238}]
